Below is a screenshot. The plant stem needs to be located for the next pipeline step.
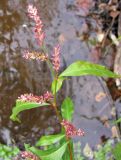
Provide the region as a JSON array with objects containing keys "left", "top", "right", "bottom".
[
  {"left": 53, "top": 102, "right": 73, "bottom": 160},
  {"left": 101, "top": 17, "right": 115, "bottom": 48},
  {"left": 54, "top": 74, "right": 58, "bottom": 105},
  {"left": 65, "top": 137, "right": 73, "bottom": 160},
  {"left": 68, "top": 140, "right": 73, "bottom": 160},
  {"left": 53, "top": 103, "right": 62, "bottom": 122},
  {"left": 52, "top": 76, "right": 73, "bottom": 160},
  {"left": 43, "top": 43, "right": 73, "bottom": 160},
  {"left": 41, "top": 43, "right": 55, "bottom": 79}
]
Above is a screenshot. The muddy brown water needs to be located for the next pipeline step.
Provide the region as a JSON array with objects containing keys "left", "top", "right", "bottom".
[{"left": 0, "top": 0, "right": 118, "bottom": 150}]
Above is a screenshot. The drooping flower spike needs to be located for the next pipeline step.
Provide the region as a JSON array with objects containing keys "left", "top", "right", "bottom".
[{"left": 61, "top": 119, "right": 85, "bottom": 138}]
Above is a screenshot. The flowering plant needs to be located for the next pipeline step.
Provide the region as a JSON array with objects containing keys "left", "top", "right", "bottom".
[{"left": 10, "top": 4, "right": 119, "bottom": 160}]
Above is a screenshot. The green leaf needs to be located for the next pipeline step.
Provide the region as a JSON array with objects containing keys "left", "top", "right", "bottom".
[
  {"left": 24, "top": 143, "right": 31, "bottom": 151},
  {"left": 51, "top": 77, "right": 65, "bottom": 94},
  {"left": 61, "top": 97, "right": 74, "bottom": 122},
  {"left": 62, "top": 139, "right": 74, "bottom": 160},
  {"left": 62, "top": 148, "right": 70, "bottom": 160},
  {"left": 114, "top": 117, "right": 121, "bottom": 124},
  {"left": 59, "top": 61, "right": 119, "bottom": 78},
  {"left": 117, "top": 35, "right": 121, "bottom": 41},
  {"left": 0, "top": 143, "right": 19, "bottom": 159},
  {"left": 10, "top": 101, "right": 50, "bottom": 122},
  {"left": 28, "top": 142, "right": 68, "bottom": 160},
  {"left": 88, "top": 38, "right": 97, "bottom": 46},
  {"left": 36, "top": 134, "right": 65, "bottom": 146},
  {"left": 113, "top": 143, "right": 121, "bottom": 160}
]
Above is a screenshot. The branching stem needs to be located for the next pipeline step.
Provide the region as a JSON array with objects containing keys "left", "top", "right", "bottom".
[
  {"left": 43, "top": 44, "right": 73, "bottom": 160},
  {"left": 52, "top": 76, "right": 73, "bottom": 160}
]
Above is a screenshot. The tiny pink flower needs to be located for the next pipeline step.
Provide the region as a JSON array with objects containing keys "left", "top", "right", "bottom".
[
  {"left": 27, "top": 4, "right": 45, "bottom": 46},
  {"left": 77, "top": 128, "right": 85, "bottom": 136},
  {"left": 61, "top": 119, "right": 84, "bottom": 138},
  {"left": 20, "top": 151, "right": 39, "bottom": 160},
  {"left": 52, "top": 45, "right": 60, "bottom": 72},
  {"left": 28, "top": 4, "right": 38, "bottom": 19},
  {"left": 18, "top": 93, "right": 44, "bottom": 103},
  {"left": 43, "top": 91, "right": 53, "bottom": 101},
  {"left": 18, "top": 91, "right": 53, "bottom": 104}
]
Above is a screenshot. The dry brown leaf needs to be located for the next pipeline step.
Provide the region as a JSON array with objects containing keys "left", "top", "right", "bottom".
[
  {"left": 95, "top": 92, "right": 106, "bottom": 102},
  {"left": 110, "top": 11, "right": 120, "bottom": 18},
  {"left": 110, "top": 32, "right": 119, "bottom": 46},
  {"left": 112, "top": 0, "right": 118, "bottom": 3},
  {"left": 104, "top": 121, "right": 110, "bottom": 128},
  {"left": 76, "top": 0, "right": 94, "bottom": 9},
  {"left": 97, "top": 31, "right": 105, "bottom": 43},
  {"left": 100, "top": 116, "right": 109, "bottom": 128},
  {"left": 76, "top": 0, "right": 95, "bottom": 16},
  {"left": 83, "top": 143, "right": 93, "bottom": 158},
  {"left": 91, "top": 46, "right": 101, "bottom": 63},
  {"left": 108, "top": 0, "right": 118, "bottom": 5},
  {"left": 112, "top": 0, "right": 118, "bottom": 4},
  {"left": 99, "top": 3, "right": 108, "bottom": 10},
  {"left": 111, "top": 126, "right": 120, "bottom": 138},
  {"left": 58, "top": 34, "right": 66, "bottom": 44},
  {"left": 108, "top": 5, "right": 117, "bottom": 11},
  {"left": 110, "top": 107, "right": 116, "bottom": 117}
]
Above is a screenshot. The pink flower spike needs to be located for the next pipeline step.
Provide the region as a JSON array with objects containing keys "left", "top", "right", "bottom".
[
  {"left": 43, "top": 91, "right": 53, "bottom": 101},
  {"left": 23, "top": 50, "right": 48, "bottom": 61},
  {"left": 18, "top": 91, "right": 53, "bottom": 104},
  {"left": 52, "top": 45, "right": 60, "bottom": 72},
  {"left": 27, "top": 4, "right": 45, "bottom": 46},
  {"left": 61, "top": 119, "right": 84, "bottom": 138},
  {"left": 18, "top": 93, "right": 44, "bottom": 104},
  {"left": 20, "top": 151, "right": 39, "bottom": 160},
  {"left": 27, "top": 4, "right": 38, "bottom": 19},
  {"left": 77, "top": 128, "right": 85, "bottom": 136}
]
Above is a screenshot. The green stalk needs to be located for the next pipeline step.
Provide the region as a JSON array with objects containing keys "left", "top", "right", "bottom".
[
  {"left": 42, "top": 43, "right": 73, "bottom": 160},
  {"left": 54, "top": 74, "right": 58, "bottom": 105},
  {"left": 67, "top": 139, "right": 73, "bottom": 160},
  {"left": 53, "top": 75, "right": 62, "bottom": 122},
  {"left": 41, "top": 43, "right": 55, "bottom": 79},
  {"left": 53, "top": 76, "right": 73, "bottom": 160}
]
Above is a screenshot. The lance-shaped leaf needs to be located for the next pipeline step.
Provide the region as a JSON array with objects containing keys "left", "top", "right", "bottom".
[
  {"left": 113, "top": 143, "right": 121, "bottom": 160},
  {"left": 59, "top": 61, "right": 119, "bottom": 78},
  {"left": 28, "top": 142, "right": 68, "bottom": 160},
  {"left": 114, "top": 117, "right": 121, "bottom": 124},
  {"left": 36, "top": 134, "right": 65, "bottom": 146},
  {"left": 61, "top": 97, "right": 74, "bottom": 122},
  {"left": 61, "top": 139, "right": 74, "bottom": 160},
  {"left": 51, "top": 77, "right": 65, "bottom": 94},
  {"left": 10, "top": 101, "right": 49, "bottom": 122}
]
